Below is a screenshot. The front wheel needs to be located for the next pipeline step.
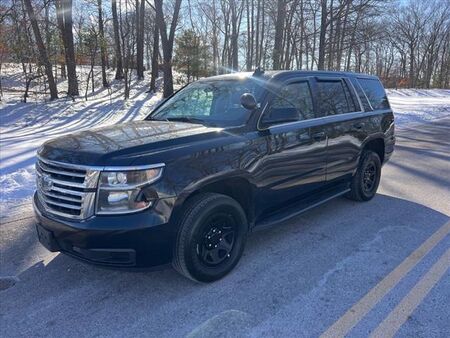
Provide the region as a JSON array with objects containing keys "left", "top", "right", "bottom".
[
  {"left": 346, "top": 150, "right": 381, "bottom": 201},
  {"left": 173, "top": 193, "right": 248, "bottom": 283}
]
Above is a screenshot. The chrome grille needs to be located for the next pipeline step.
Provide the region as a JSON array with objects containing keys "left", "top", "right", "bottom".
[{"left": 36, "top": 157, "right": 100, "bottom": 219}]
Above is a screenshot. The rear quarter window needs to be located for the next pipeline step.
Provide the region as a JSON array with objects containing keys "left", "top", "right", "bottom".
[{"left": 357, "top": 78, "right": 390, "bottom": 110}]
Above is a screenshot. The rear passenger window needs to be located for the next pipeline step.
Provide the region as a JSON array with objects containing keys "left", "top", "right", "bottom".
[
  {"left": 351, "top": 79, "right": 372, "bottom": 111},
  {"left": 357, "top": 78, "right": 389, "bottom": 110},
  {"left": 316, "top": 80, "right": 356, "bottom": 116},
  {"left": 263, "top": 82, "right": 314, "bottom": 124}
]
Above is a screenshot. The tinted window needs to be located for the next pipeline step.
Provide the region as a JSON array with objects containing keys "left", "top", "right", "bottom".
[
  {"left": 316, "top": 80, "right": 355, "bottom": 116},
  {"left": 351, "top": 78, "right": 372, "bottom": 111},
  {"left": 262, "top": 82, "right": 314, "bottom": 125},
  {"left": 357, "top": 78, "right": 389, "bottom": 110}
]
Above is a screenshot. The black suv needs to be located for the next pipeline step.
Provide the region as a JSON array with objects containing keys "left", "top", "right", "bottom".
[{"left": 34, "top": 70, "right": 395, "bottom": 282}]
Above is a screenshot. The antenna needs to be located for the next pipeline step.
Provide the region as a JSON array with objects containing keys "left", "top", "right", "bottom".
[{"left": 253, "top": 67, "right": 265, "bottom": 77}]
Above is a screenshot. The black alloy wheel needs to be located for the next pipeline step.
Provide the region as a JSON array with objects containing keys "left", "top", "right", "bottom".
[
  {"left": 197, "top": 213, "right": 236, "bottom": 267},
  {"left": 173, "top": 193, "right": 247, "bottom": 283},
  {"left": 362, "top": 161, "right": 377, "bottom": 194}
]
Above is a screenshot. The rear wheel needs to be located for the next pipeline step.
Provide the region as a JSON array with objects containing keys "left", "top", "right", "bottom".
[
  {"left": 346, "top": 150, "right": 381, "bottom": 201},
  {"left": 173, "top": 193, "right": 248, "bottom": 283}
]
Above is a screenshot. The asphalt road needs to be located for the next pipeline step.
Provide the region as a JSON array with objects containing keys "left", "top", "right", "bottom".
[{"left": 1, "top": 118, "right": 449, "bottom": 338}]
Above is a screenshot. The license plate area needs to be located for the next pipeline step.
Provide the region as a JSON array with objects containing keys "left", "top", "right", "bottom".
[{"left": 36, "top": 224, "right": 60, "bottom": 252}]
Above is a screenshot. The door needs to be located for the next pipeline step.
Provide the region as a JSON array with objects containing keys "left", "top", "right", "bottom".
[
  {"left": 312, "top": 77, "right": 366, "bottom": 183},
  {"left": 254, "top": 79, "right": 328, "bottom": 215}
]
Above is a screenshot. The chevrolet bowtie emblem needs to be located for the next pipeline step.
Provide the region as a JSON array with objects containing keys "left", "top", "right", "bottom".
[{"left": 40, "top": 173, "right": 53, "bottom": 192}]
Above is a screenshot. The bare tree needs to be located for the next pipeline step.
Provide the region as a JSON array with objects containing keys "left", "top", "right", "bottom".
[
  {"left": 56, "top": 0, "right": 79, "bottom": 96},
  {"left": 150, "top": 24, "right": 159, "bottom": 92},
  {"left": 317, "top": 0, "right": 327, "bottom": 70},
  {"left": 136, "top": 0, "right": 145, "bottom": 79},
  {"left": 154, "top": 0, "right": 182, "bottom": 97},
  {"left": 4, "top": 0, "right": 450, "bottom": 101},
  {"left": 111, "top": 0, "right": 124, "bottom": 79},
  {"left": 23, "top": 0, "right": 58, "bottom": 100},
  {"left": 272, "top": 0, "right": 286, "bottom": 69},
  {"left": 97, "top": 0, "right": 109, "bottom": 87}
]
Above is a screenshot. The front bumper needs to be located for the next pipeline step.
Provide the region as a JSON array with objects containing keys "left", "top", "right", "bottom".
[{"left": 33, "top": 192, "right": 177, "bottom": 268}]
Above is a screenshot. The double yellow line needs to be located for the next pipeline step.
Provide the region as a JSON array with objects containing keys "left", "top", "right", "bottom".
[{"left": 321, "top": 220, "right": 450, "bottom": 338}]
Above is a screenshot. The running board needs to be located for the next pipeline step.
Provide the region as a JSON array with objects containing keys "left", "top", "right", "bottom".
[{"left": 253, "top": 188, "right": 350, "bottom": 232}]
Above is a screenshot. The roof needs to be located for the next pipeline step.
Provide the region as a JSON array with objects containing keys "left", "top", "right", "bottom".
[{"left": 201, "top": 70, "right": 379, "bottom": 82}]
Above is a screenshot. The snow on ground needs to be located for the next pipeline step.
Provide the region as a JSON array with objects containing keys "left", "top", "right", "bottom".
[
  {"left": 386, "top": 88, "right": 450, "bottom": 125},
  {"left": 1, "top": 64, "right": 449, "bottom": 215}
]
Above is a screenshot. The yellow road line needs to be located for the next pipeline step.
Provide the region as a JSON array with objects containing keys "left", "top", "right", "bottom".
[
  {"left": 320, "top": 220, "right": 450, "bottom": 338},
  {"left": 370, "top": 247, "right": 450, "bottom": 338}
]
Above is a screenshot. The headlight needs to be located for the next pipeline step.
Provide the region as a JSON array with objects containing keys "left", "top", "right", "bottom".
[{"left": 96, "top": 167, "right": 163, "bottom": 215}]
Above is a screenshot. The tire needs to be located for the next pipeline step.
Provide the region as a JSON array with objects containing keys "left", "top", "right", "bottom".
[
  {"left": 346, "top": 150, "right": 381, "bottom": 202},
  {"left": 172, "top": 193, "right": 248, "bottom": 283}
]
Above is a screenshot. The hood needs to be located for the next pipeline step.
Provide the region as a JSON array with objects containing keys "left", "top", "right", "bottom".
[{"left": 38, "top": 120, "right": 226, "bottom": 166}]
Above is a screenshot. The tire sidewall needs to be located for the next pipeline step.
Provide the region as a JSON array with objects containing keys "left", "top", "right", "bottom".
[
  {"left": 180, "top": 195, "right": 247, "bottom": 282},
  {"left": 359, "top": 151, "right": 381, "bottom": 200}
]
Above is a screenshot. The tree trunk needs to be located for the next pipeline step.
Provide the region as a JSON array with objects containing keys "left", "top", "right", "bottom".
[
  {"left": 111, "top": 0, "right": 124, "bottom": 80},
  {"left": 211, "top": 0, "right": 219, "bottom": 74},
  {"left": 58, "top": 0, "right": 79, "bottom": 96},
  {"left": 55, "top": 0, "right": 67, "bottom": 79},
  {"left": 230, "top": 0, "right": 242, "bottom": 71},
  {"left": 136, "top": 0, "right": 145, "bottom": 79},
  {"left": 409, "top": 44, "right": 415, "bottom": 88},
  {"left": 154, "top": 0, "right": 182, "bottom": 98},
  {"left": 327, "top": 0, "right": 334, "bottom": 69},
  {"left": 255, "top": 0, "right": 260, "bottom": 67},
  {"left": 150, "top": 24, "right": 159, "bottom": 92},
  {"left": 97, "top": 0, "right": 108, "bottom": 87},
  {"left": 318, "top": 0, "right": 327, "bottom": 70},
  {"left": 273, "top": 0, "right": 286, "bottom": 70},
  {"left": 246, "top": 0, "right": 252, "bottom": 71},
  {"left": 60, "top": 0, "right": 79, "bottom": 96},
  {"left": 23, "top": 0, "right": 58, "bottom": 100}
]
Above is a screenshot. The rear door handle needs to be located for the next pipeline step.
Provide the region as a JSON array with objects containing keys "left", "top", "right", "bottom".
[{"left": 312, "top": 131, "right": 326, "bottom": 140}]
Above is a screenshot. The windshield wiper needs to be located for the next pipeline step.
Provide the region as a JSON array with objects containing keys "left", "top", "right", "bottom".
[
  {"left": 147, "top": 116, "right": 168, "bottom": 122},
  {"left": 166, "top": 117, "right": 208, "bottom": 125}
]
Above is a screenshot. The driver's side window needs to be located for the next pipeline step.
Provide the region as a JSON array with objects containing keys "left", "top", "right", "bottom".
[{"left": 262, "top": 81, "right": 314, "bottom": 126}]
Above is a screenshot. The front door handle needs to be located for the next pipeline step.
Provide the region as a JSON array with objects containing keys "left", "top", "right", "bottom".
[{"left": 312, "top": 131, "right": 326, "bottom": 140}]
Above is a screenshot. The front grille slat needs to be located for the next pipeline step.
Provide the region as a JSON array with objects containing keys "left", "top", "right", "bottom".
[
  {"left": 40, "top": 194, "right": 83, "bottom": 210},
  {"left": 36, "top": 158, "right": 99, "bottom": 219},
  {"left": 41, "top": 190, "right": 82, "bottom": 203},
  {"left": 37, "top": 161, "right": 86, "bottom": 178},
  {"left": 36, "top": 169, "right": 88, "bottom": 189},
  {"left": 49, "top": 185, "right": 86, "bottom": 197}
]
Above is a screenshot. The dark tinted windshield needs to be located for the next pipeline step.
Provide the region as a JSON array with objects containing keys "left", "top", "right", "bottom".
[{"left": 149, "top": 79, "right": 264, "bottom": 127}]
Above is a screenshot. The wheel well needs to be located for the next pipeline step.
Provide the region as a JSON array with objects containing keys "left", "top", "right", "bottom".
[
  {"left": 186, "top": 178, "right": 254, "bottom": 225},
  {"left": 364, "top": 138, "right": 385, "bottom": 163}
]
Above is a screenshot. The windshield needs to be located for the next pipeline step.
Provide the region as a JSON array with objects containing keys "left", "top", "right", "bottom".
[{"left": 148, "top": 78, "right": 264, "bottom": 127}]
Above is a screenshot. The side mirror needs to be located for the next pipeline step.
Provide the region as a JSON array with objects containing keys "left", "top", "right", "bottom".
[{"left": 240, "top": 93, "right": 258, "bottom": 110}]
